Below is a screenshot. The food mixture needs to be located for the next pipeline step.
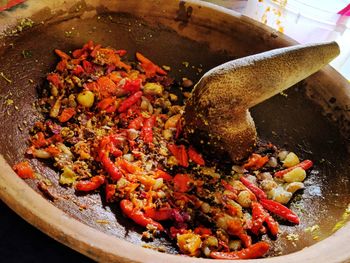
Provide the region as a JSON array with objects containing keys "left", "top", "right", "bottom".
[{"left": 13, "top": 41, "right": 314, "bottom": 259}]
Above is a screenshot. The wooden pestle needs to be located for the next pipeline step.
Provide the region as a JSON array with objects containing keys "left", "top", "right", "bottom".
[{"left": 183, "top": 42, "right": 340, "bottom": 162}]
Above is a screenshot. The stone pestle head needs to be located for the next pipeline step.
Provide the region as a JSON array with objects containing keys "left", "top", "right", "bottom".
[{"left": 183, "top": 41, "right": 340, "bottom": 162}]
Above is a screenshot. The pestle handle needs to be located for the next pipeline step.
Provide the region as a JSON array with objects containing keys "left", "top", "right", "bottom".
[
  {"left": 196, "top": 41, "right": 340, "bottom": 111},
  {"left": 184, "top": 42, "right": 340, "bottom": 161}
]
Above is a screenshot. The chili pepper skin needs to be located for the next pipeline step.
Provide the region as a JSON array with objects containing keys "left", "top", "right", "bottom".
[
  {"left": 44, "top": 145, "right": 61, "bottom": 157},
  {"left": 82, "top": 60, "right": 94, "bottom": 74},
  {"left": 210, "top": 241, "right": 270, "bottom": 259},
  {"left": 144, "top": 207, "right": 173, "bottom": 221},
  {"left": 178, "top": 145, "right": 189, "bottom": 167},
  {"left": 117, "top": 158, "right": 137, "bottom": 174},
  {"left": 265, "top": 214, "right": 279, "bottom": 236},
  {"left": 100, "top": 153, "right": 123, "bottom": 181},
  {"left": 170, "top": 226, "right": 188, "bottom": 238},
  {"left": 13, "top": 161, "right": 35, "bottom": 179},
  {"left": 128, "top": 116, "right": 144, "bottom": 130},
  {"left": 105, "top": 183, "right": 116, "bottom": 202},
  {"left": 154, "top": 169, "right": 172, "bottom": 181},
  {"left": 168, "top": 144, "right": 189, "bottom": 167},
  {"left": 118, "top": 91, "right": 143, "bottom": 113},
  {"left": 31, "top": 132, "right": 48, "bottom": 148},
  {"left": 75, "top": 175, "right": 105, "bottom": 192},
  {"left": 251, "top": 202, "right": 267, "bottom": 235},
  {"left": 221, "top": 180, "right": 238, "bottom": 194},
  {"left": 120, "top": 199, "right": 164, "bottom": 231},
  {"left": 136, "top": 52, "right": 167, "bottom": 78},
  {"left": 243, "top": 153, "right": 269, "bottom": 170},
  {"left": 240, "top": 176, "right": 267, "bottom": 200},
  {"left": 47, "top": 73, "right": 63, "bottom": 88},
  {"left": 237, "top": 231, "right": 252, "bottom": 248},
  {"left": 123, "top": 79, "right": 142, "bottom": 94},
  {"left": 194, "top": 226, "right": 212, "bottom": 236},
  {"left": 58, "top": 108, "right": 76, "bottom": 122},
  {"left": 72, "top": 65, "right": 84, "bottom": 76},
  {"left": 97, "top": 97, "right": 115, "bottom": 111},
  {"left": 54, "top": 49, "right": 70, "bottom": 60},
  {"left": 188, "top": 146, "right": 205, "bottom": 166},
  {"left": 173, "top": 174, "right": 191, "bottom": 193},
  {"left": 141, "top": 115, "right": 156, "bottom": 144},
  {"left": 260, "top": 199, "right": 300, "bottom": 224},
  {"left": 72, "top": 48, "right": 84, "bottom": 58},
  {"left": 274, "top": 160, "right": 314, "bottom": 178}
]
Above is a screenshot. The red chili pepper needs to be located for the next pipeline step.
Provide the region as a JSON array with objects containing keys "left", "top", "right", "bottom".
[
  {"left": 100, "top": 152, "right": 123, "bottom": 181},
  {"left": 120, "top": 199, "right": 164, "bottom": 231},
  {"left": 82, "top": 40, "right": 94, "bottom": 51},
  {"left": 46, "top": 134, "right": 63, "bottom": 146},
  {"left": 116, "top": 49, "right": 127, "bottom": 56},
  {"left": 169, "top": 226, "right": 188, "bottom": 238},
  {"left": 251, "top": 202, "right": 267, "bottom": 235},
  {"left": 221, "top": 180, "right": 238, "bottom": 194},
  {"left": 13, "top": 161, "right": 35, "bottom": 179},
  {"left": 0, "top": 0, "right": 26, "bottom": 12},
  {"left": 274, "top": 159, "right": 314, "bottom": 178},
  {"left": 237, "top": 231, "right": 252, "bottom": 248},
  {"left": 118, "top": 91, "right": 143, "bottom": 113},
  {"left": 44, "top": 145, "right": 61, "bottom": 157},
  {"left": 240, "top": 176, "right": 267, "bottom": 200},
  {"left": 47, "top": 73, "right": 63, "bottom": 88},
  {"left": 173, "top": 174, "right": 191, "bottom": 193},
  {"left": 75, "top": 175, "right": 105, "bottom": 192},
  {"left": 154, "top": 169, "right": 172, "bottom": 181},
  {"left": 265, "top": 214, "right": 279, "bottom": 236},
  {"left": 259, "top": 199, "right": 300, "bottom": 224},
  {"left": 243, "top": 153, "right": 269, "bottom": 170},
  {"left": 90, "top": 44, "right": 101, "bottom": 58},
  {"left": 168, "top": 144, "right": 189, "bottom": 167},
  {"left": 128, "top": 116, "right": 144, "bottom": 130},
  {"left": 72, "top": 48, "right": 84, "bottom": 58},
  {"left": 97, "top": 97, "right": 115, "bottom": 111},
  {"left": 136, "top": 52, "right": 167, "bottom": 78},
  {"left": 226, "top": 203, "right": 239, "bottom": 216},
  {"left": 54, "top": 49, "right": 70, "bottom": 60},
  {"left": 122, "top": 78, "right": 142, "bottom": 94},
  {"left": 56, "top": 59, "right": 68, "bottom": 72},
  {"left": 31, "top": 132, "right": 48, "bottom": 148},
  {"left": 117, "top": 158, "right": 137, "bottom": 174},
  {"left": 105, "top": 183, "right": 116, "bottom": 202},
  {"left": 141, "top": 115, "right": 156, "bottom": 144},
  {"left": 58, "top": 108, "right": 76, "bottom": 122},
  {"left": 218, "top": 240, "right": 230, "bottom": 252},
  {"left": 144, "top": 207, "right": 173, "bottom": 221},
  {"left": 72, "top": 65, "right": 85, "bottom": 76},
  {"left": 178, "top": 145, "right": 189, "bottom": 167},
  {"left": 194, "top": 226, "right": 212, "bottom": 236},
  {"left": 82, "top": 60, "right": 94, "bottom": 74},
  {"left": 210, "top": 241, "right": 270, "bottom": 259},
  {"left": 188, "top": 146, "right": 205, "bottom": 166}
]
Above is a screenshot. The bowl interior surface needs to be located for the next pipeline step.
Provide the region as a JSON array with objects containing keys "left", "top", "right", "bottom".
[{"left": 0, "top": 0, "right": 349, "bottom": 261}]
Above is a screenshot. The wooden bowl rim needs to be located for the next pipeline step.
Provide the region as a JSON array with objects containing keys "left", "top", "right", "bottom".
[{"left": 0, "top": 0, "right": 349, "bottom": 262}]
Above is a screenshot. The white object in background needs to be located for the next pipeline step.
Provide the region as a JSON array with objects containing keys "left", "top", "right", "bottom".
[{"left": 243, "top": 0, "right": 350, "bottom": 79}]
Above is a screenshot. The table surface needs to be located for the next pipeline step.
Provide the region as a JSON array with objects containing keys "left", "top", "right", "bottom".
[{"left": 0, "top": 1, "right": 243, "bottom": 262}]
